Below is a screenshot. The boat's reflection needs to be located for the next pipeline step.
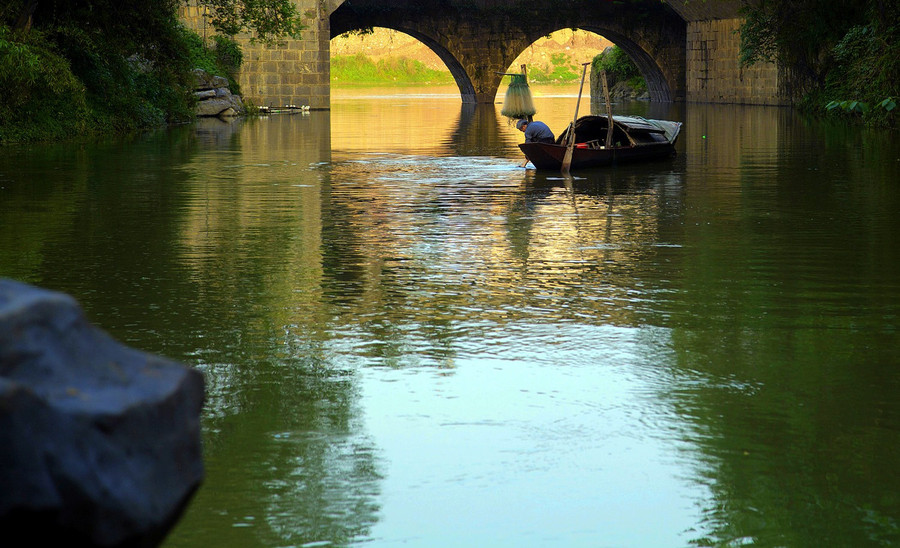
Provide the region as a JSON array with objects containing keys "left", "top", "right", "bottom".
[{"left": 522, "top": 157, "right": 683, "bottom": 199}]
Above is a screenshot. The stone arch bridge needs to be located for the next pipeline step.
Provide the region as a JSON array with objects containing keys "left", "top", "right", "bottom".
[{"left": 180, "top": 0, "right": 786, "bottom": 109}]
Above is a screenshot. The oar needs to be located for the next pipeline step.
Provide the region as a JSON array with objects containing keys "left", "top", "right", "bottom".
[{"left": 561, "top": 62, "right": 590, "bottom": 175}]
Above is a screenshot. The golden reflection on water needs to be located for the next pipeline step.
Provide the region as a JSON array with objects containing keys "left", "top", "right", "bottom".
[
  {"left": 177, "top": 115, "right": 332, "bottom": 331},
  {"left": 173, "top": 89, "right": 687, "bottom": 340},
  {"left": 330, "top": 84, "right": 595, "bottom": 157}
]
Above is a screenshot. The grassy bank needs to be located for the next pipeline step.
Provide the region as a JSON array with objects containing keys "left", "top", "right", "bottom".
[
  {"left": 331, "top": 53, "right": 454, "bottom": 86},
  {"left": 331, "top": 51, "right": 588, "bottom": 86}
]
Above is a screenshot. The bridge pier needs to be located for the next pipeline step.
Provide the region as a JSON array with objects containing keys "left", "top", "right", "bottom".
[
  {"left": 181, "top": 0, "right": 332, "bottom": 110},
  {"left": 685, "top": 18, "right": 788, "bottom": 105}
]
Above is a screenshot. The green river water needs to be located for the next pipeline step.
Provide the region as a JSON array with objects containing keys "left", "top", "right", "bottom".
[{"left": 1, "top": 86, "right": 899, "bottom": 547}]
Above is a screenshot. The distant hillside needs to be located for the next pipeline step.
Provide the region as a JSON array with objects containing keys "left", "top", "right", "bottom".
[{"left": 331, "top": 28, "right": 613, "bottom": 84}]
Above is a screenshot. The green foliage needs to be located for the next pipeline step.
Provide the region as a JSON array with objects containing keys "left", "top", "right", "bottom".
[
  {"left": 45, "top": 22, "right": 194, "bottom": 131},
  {"left": 591, "top": 46, "right": 645, "bottom": 92},
  {"left": 0, "top": 25, "right": 84, "bottom": 110},
  {"left": 181, "top": 27, "right": 220, "bottom": 76},
  {"left": 0, "top": 0, "right": 294, "bottom": 143},
  {"left": 198, "top": 0, "right": 305, "bottom": 44},
  {"left": 739, "top": 0, "right": 898, "bottom": 127},
  {"left": 214, "top": 35, "right": 242, "bottom": 76},
  {"left": 525, "top": 52, "right": 579, "bottom": 83},
  {"left": 820, "top": 6, "right": 899, "bottom": 126},
  {"left": 331, "top": 43, "right": 588, "bottom": 87},
  {"left": 825, "top": 100, "right": 868, "bottom": 114},
  {"left": 0, "top": 16, "right": 200, "bottom": 143},
  {"left": 181, "top": 32, "right": 243, "bottom": 94},
  {"left": 737, "top": 4, "right": 779, "bottom": 67},
  {"left": 213, "top": 35, "right": 243, "bottom": 93},
  {"left": 331, "top": 53, "right": 454, "bottom": 85},
  {"left": 0, "top": 25, "right": 89, "bottom": 142},
  {"left": 738, "top": 0, "right": 871, "bottom": 99}
]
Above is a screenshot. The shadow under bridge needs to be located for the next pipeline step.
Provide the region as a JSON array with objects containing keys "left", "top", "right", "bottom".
[{"left": 329, "top": 0, "right": 686, "bottom": 104}]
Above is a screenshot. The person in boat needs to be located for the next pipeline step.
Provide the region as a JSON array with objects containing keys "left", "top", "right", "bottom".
[{"left": 516, "top": 119, "right": 555, "bottom": 144}]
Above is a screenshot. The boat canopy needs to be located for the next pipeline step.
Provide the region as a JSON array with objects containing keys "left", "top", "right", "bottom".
[{"left": 556, "top": 115, "right": 681, "bottom": 147}]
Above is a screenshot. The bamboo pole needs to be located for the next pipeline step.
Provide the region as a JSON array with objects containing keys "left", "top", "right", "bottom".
[
  {"left": 600, "top": 69, "right": 614, "bottom": 148},
  {"left": 519, "top": 64, "right": 530, "bottom": 167},
  {"left": 561, "top": 63, "right": 591, "bottom": 175}
]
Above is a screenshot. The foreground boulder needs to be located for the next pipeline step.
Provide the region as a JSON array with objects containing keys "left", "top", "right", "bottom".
[{"left": 0, "top": 279, "right": 205, "bottom": 547}]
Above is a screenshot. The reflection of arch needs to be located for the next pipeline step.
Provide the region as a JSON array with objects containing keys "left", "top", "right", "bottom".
[{"left": 448, "top": 103, "right": 509, "bottom": 155}]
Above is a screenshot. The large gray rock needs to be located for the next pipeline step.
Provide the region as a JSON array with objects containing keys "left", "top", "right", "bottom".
[
  {"left": 0, "top": 279, "right": 205, "bottom": 547},
  {"left": 190, "top": 68, "right": 229, "bottom": 91},
  {"left": 195, "top": 95, "right": 244, "bottom": 117},
  {"left": 192, "top": 68, "right": 244, "bottom": 118}
]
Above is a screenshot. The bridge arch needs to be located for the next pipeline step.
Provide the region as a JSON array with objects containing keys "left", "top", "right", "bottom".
[
  {"left": 331, "top": 26, "right": 478, "bottom": 103},
  {"left": 330, "top": 0, "right": 686, "bottom": 105}
]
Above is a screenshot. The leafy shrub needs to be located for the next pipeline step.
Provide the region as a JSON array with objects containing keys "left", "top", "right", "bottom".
[
  {"left": 738, "top": 0, "right": 898, "bottom": 127},
  {"left": 214, "top": 35, "right": 242, "bottom": 77},
  {"left": 822, "top": 18, "right": 899, "bottom": 126},
  {"left": 0, "top": 26, "right": 90, "bottom": 142},
  {"left": 0, "top": 15, "right": 235, "bottom": 143},
  {"left": 591, "top": 46, "right": 646, "bottom": 93},
  {"left": 214, "top": 36, "right": 243, "bottom": 94},
  {"left": 180, "top": 29, "right": 243, "bottom": 94},
  {"left": 592, "top": 47, "right": 640, "bottom": 86}
]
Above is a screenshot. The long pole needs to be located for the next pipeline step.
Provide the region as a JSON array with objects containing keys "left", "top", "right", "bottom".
[
  {"left": 521, "top": 64, "right": 532, "bottom": 123},
  {"left": 601, "top": 69, "right": 614, "bottom": 148},
  {"left": 519, "top": 64, "right": 532, "bottom": 168},
  {"left": 561, "top": 62, "right": 590, "bottom": 175}
]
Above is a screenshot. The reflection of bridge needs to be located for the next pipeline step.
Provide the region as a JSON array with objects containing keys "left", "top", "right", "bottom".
[{"left": 181, "top": 0, "right": 786, "bottom": 110}]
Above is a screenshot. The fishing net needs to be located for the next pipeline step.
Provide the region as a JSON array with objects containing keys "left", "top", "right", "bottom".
[{"left": 501, "top": 73, "right": 536, "bottom": 119}]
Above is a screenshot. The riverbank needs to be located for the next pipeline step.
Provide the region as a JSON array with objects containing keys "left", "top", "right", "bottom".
[{"left": 0, "top": 21, "right": 240, "bottom": 144}]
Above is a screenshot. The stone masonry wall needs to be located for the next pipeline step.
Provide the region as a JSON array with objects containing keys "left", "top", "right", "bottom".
[
  {"left": 180, "top": 1, "right": 331, "bottom": 110},
  {"left": 687, "top": 18, "right": 788, "bottom": 106}
]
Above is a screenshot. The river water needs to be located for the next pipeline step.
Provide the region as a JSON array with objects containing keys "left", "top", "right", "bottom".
[{"left": 2, "top": 85, "right": 900, "bottom": 547}]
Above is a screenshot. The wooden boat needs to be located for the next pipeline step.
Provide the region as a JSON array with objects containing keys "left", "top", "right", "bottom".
[{"left": 519, "top": 115, "right": 682, "bottom": 171}]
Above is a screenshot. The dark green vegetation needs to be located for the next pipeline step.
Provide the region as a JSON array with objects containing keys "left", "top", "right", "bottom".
[
  {"left": 331, "top": 53, "right": 454, "bottom": 86},
  {"left": 740, "top": 0, "right": 898, "bottom": 126},
  {"left": 591, "top": 46, "right": 647, "bottom": 94},
  {"left": 0, "top": 0, "right": 302, "bottom": 144}
]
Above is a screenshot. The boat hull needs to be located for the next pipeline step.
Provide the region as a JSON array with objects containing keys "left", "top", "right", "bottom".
[{"left": 519, "top": 142, "right": 676, "bottom": 171}]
